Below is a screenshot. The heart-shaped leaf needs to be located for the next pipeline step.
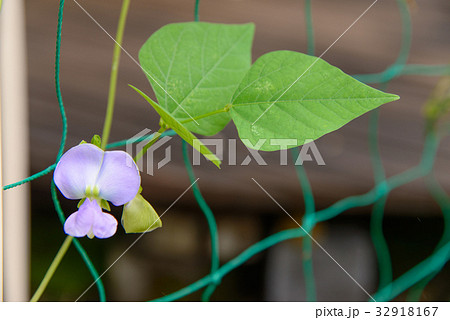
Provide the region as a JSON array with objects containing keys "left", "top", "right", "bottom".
[
  {"left": 230, "top": 51, "right": 399, "bottom": 151},
  {"left": 139, "top": 22, "right": 254, "bottom": 136}
]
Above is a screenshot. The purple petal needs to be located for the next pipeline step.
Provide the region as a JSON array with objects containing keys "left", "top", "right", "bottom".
[
  {"left": 92, "top": 211, "right": 118, "bottom": 239},
  {"left": 95, "top": 150, "right": 141, "bottom": 206},
  {"left": 63, "top": 199, "right": 97, "bottom": 237},
  {"left": 54, "top": 144, "right": 104, "bottom": 200}
]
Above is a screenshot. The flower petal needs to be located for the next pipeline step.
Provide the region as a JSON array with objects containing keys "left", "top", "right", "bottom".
[
  {"left": 92, "top": 211, "right": 118, "bottom": 239},
  {"left": 95, "top": 150, "right": 141, "bottom": 206},
  {"left": 54, "top": 144, "right": 104, "bottom": 200},
  {"left": 63, "top": 199, "right": 97, "bottom": 237}
]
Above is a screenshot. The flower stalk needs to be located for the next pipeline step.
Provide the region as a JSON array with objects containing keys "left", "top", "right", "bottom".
[
  {"left": 101, "top": 0, "right": 131, "bottom": 149},
  {"left": 30, "top": 236, "right": 73, "bottom": 302},
  {"left": 133, "top": 126, "right": 167, "bottom": 163}
]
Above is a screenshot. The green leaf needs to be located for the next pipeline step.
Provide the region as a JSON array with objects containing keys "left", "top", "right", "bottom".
[
  {"left": 122, "top": 194, "right": 162, "bottom": 234},
  {"left": 130, "top": 85, "right": 221, "bottom": 168},
  {"left": 139, "top": 22, "right": 254, "bottom": 136},
  {"left": 230, "top": 51, "right": 400, "bottom": 151}
]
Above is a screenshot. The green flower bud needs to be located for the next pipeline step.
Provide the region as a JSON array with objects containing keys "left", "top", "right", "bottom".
[{"left": 121, "top": 194, "right": 162, "bottom": 233}]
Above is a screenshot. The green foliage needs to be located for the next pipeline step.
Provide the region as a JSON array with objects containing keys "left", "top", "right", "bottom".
[
  {"left": 230, "top": 51, "right": 400, "bottom": 151},
  {"left": 137, "top": 23, "right": 399, "bottom": 153},
  {"left": 139, "top": 22, "right": 254, "bottom": 136},
  {"left": 130, "top": 85, "right": 221, "bottom": 168}
]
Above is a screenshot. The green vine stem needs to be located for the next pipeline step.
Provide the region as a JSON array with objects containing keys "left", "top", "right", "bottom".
[
  {"left": 133, "top": 126, "right": 166, "bottom": 162},
  {"left": 180, "top": 105, "right": 230, "bottom": 125},
  {"left": 101, "top": 0, "right": 131, "bottom": 149},
  {"left": 30, "top": 236, "right": 73, "bottom": 302}
]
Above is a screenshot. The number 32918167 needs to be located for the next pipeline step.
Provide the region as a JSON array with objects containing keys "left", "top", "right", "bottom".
[{"left": 376, "top": 307, "right": 438, "bottom": 317}]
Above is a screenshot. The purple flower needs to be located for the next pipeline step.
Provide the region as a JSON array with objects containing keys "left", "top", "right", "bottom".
[{"left": 54, "top": 143, "right": 141, "bottom": 239}]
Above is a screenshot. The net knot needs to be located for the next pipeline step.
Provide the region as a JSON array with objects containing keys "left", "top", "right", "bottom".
[
  {"left": 210, "top": 272, "right": 222, "bottom": 286},
  {"left": 302, "top": 214, "right": 315, "bottom": 233},
  {"left": 375, "top": 180, "right": 389, "bottom": 199}
]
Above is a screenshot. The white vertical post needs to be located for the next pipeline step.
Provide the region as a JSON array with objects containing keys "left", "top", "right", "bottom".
[
  {"left": 0, "top": 0, "right": 4, "bottom": 302},
  {"left": 0, "top": 0, "right": 30, "bottom": 301},
  {"left": 0, "top": 80, "right": 3, "bottom": 302}
]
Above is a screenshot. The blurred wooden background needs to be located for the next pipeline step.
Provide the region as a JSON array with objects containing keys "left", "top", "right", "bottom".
[{"left": 23, "top": 0, "right": 450, "bottom": 301}]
